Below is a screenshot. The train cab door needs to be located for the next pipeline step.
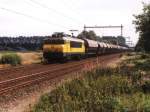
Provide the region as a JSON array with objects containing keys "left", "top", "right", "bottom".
[{"left": 66, "top": 40, "right": 70, "bottom": 59}]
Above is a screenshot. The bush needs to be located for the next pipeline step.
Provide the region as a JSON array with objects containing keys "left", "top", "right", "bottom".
[
  {"left": 0, "top": 53, "right": 21, "bottom": 66},
  {"left": 32, "top": 70, "right": 133, "bottom": 112}
]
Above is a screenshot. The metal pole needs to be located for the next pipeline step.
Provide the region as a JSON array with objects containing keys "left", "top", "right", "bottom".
[
  {"left": 83, "top": 25, "right": 124, "bottom": 45},
  {"left": 84, "top": 25, "right": 86, "bottom": 31},
  {"left": 121, "top": 24, "right": 123, "bottom": 37}
]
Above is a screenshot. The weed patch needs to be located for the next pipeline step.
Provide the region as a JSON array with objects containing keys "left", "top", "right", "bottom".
[{"left": 32, "top": 53, "right": 150, "bottom": 112}]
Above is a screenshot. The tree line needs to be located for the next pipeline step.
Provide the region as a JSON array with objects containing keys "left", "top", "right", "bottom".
[
  {"left": 0, "top": 36, "right": 47, "bottom": 51},
  {"left": 0, "top": 30, "right": 127, "bottom": 51}
]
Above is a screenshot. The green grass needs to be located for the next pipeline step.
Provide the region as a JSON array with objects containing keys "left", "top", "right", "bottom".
[
  {"left": 0, "top": 51, "right": 16, "bottom": 60},
  {"left": 0, "top": 53, "right": 21, "bottom": 66},
  {"left": 31, "top": 53, "right": 150, "bottom": 112}
]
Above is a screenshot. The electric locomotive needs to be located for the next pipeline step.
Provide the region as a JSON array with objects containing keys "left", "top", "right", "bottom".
[{"left": 43, "top": 32, "right": 85, "bottom": 61}]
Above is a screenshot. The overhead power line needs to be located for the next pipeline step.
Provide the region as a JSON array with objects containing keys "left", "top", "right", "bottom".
[
  {"left": 84, "top": 25, "right": 124, "bottom": 37},
  {"left": 0, "top": 7, "right": 68, "bottom": 29},
  {"left": 29, "top": 0, "right": 84, "bottom": 25},
  {"left": 60, "top": 0, "right": 85, "bottom": 22}
]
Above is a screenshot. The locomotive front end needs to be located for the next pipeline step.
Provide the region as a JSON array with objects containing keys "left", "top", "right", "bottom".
[{"left": 43, "top": 38, "right": 66, "bottom": 60}]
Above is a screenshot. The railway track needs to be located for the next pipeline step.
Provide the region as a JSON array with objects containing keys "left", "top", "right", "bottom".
[{"left": 0, "top": 53, "right": 121, "bottom": 95}]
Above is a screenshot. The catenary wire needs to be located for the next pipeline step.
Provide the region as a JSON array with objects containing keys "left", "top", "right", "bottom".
[
  {"left": 0, "top": 7, "right": 69, "bottom": 29},
  {"left": 29, "top": 0, "right": 84, "bottom": 25}
]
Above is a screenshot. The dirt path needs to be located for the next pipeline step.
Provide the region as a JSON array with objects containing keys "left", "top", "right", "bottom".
[{"left": 0, "top": 54, "right": 122, "bottom": 112}]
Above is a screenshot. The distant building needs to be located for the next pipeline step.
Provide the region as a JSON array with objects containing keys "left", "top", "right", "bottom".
[{"left": 102, "top": 36, "right": 126, "bottom": 46}]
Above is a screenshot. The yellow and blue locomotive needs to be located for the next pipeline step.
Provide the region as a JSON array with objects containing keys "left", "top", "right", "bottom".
[{"left": 43, "top": 33, "right": 85, "bottom": 61}]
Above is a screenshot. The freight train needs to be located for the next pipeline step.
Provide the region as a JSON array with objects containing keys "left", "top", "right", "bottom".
[{"left": 43, "top": 32, "right": 128, "bottom": 61}]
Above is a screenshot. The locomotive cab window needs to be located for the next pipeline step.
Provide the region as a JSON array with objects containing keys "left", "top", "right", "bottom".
[
  {"left": 44, "top": 39, "right": 65, "bottom": 44},
  {"left": 70, "top": 41, "right": 82, "bottom": 48}
]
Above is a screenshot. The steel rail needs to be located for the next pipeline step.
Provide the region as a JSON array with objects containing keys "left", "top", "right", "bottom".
[
  {"left": 0, "top": 64, "right": 82, "bottom": 94},
  {"left": 0, "top": 54, "right": 120, "bottom": 95}
]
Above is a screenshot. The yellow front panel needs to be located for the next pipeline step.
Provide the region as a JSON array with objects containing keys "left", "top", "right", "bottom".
[{"left": 43, "top": 42, "right": 85, "bottom": 54}]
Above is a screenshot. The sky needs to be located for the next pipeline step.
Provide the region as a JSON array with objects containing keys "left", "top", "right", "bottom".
[{"left": 0, "top": 0, "right": 149, "bottom": 46}]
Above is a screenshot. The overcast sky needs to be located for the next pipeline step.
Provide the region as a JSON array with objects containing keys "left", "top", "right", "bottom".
[{"left": 0, "top": 0, "right": 149, "bottom": 45}]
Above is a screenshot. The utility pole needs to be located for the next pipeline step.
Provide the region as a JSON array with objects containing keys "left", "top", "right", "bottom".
[
  {"left": 121, "top": 24, "right": 123, "bottom": 37},
  {"left": 84, "top": 25, "right": 124, "bottom": 45},
  {"left": 84, "top": 25, "right": 86, "bottom": 31}
]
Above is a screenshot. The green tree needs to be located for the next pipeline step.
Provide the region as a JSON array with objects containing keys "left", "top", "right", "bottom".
[
  {"left": 77, "top": 30, "right": 88, "bottom": 39},
  {"left": 88, "top": 30, "right": 97, "bottom": 40},
  {"left": 133, "top": 3, "right": 150, "bottom": 52},
  {"left": 77, "top": 30, "right": 98, "bottom": 40}
]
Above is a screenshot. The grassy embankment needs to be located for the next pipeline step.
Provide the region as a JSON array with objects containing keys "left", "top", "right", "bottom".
[{"left": 32, "top": 53, "right": 150, "bottom": 112}]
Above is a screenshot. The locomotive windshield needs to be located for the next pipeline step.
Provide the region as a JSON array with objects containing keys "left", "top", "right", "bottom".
[
  {"left": 44, "top": 39, "right": 65, "bottom": 44},
  {"left": 52, "top": 32, "right": 71, "bottom": 38},
  {"left": 70, "top": 41, "right": 82, "bottom": 48}
]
